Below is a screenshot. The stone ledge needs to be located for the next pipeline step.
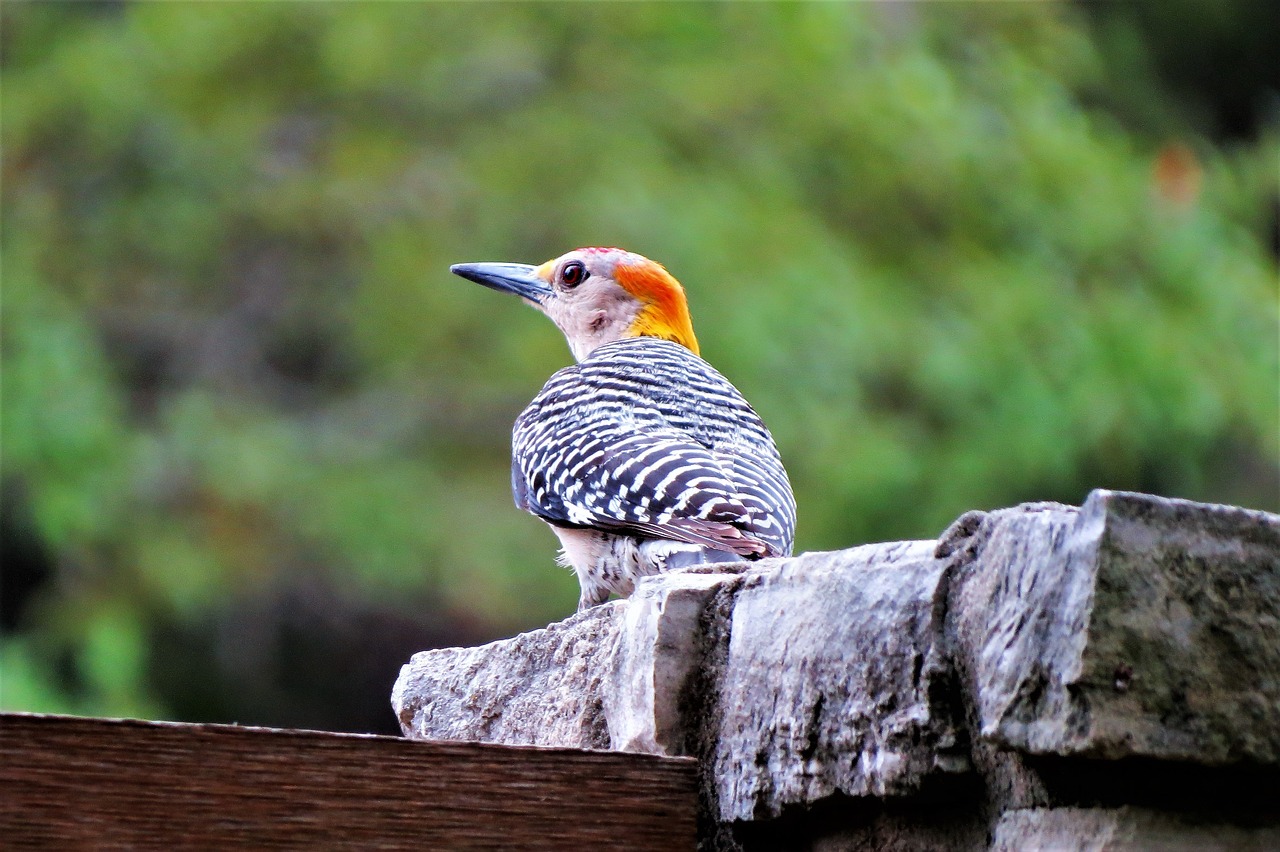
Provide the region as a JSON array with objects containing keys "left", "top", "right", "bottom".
[
  {"left": 392, "top": 603, "right": 620, "bottom": 750},
  {"left": 393, "top": 490, "right": 1280, "bottom": 849},
  {"left": 713, "top": 541, "right": 965, "bottom": 820},
  {"left": 945, "top": 490, "right": 1280, "bottom": 764}
]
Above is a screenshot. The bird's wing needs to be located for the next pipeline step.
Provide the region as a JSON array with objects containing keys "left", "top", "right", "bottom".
[
  {"left": 511, "top": 338, "right": 794, "bottom": 557},
  {"left": 512, "top": 419, "right": 776, "bottom": 557},
  {"left": 714, "top": 443, "right": 797, "bottom": 556}
]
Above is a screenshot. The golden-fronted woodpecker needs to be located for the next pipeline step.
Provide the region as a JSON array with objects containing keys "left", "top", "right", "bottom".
[{"left": 452, "top": 247, "right": 796, "bottom": 611}]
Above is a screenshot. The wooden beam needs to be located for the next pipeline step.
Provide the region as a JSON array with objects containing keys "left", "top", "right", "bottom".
[{"left": 0, "top": 713, "right": 697, "bottom": 849}]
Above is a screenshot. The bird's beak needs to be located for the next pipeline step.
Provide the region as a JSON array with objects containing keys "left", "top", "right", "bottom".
[{"left": 450, "top": 262, "right": 553, "bottom": 305}]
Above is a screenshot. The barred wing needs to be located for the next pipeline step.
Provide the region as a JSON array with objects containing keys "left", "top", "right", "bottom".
[{"left": 511, "top": 338, "right": 795, "bottom": 557}]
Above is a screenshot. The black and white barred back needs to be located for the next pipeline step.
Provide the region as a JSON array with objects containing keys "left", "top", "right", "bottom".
[{"left": 511, "top": 337, "right": 796, "bottom": 559}]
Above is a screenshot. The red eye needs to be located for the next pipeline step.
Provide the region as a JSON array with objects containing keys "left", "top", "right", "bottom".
[{"left": 560, "top": 260, "right": 587, "bottom": 288}]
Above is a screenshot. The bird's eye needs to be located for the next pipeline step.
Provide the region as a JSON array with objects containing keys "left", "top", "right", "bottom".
[{"left": 560, "top": 261, "right": 588, "bottom": 288}]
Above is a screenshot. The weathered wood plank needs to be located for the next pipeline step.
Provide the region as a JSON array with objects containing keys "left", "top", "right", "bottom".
[{"left": 0, "top": 713, "right": 697, "bottom": 850}]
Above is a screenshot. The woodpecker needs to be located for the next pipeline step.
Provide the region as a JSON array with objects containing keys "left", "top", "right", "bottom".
[{"left": 452, "top": 247, "right": 796, "bottom": 611}]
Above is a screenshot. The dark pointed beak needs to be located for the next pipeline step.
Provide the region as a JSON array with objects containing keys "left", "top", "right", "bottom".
[{"left": 450, "top": 261, "right": 553, "bottom": 305}]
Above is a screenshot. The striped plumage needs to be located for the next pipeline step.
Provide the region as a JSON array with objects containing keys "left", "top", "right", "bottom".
[
  {"left": 452, "top": 247, "right": 796, "bottom": 610},
  {"left": 514, "top": 337, "right": 795, "bottom": 603}
]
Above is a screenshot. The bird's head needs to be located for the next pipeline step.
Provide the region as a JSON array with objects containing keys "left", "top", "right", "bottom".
[{"left": 451, "top": 247, "right": 699, "bottom": 362}]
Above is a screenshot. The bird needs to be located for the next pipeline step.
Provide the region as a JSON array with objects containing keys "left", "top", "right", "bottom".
[{"left": 451, "top": 247, "right": 796, "bottom": 611}]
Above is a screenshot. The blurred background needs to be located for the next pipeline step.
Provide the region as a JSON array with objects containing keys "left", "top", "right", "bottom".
[{"left": 2, "top": 2, "right": 1277, "bottom": 735}]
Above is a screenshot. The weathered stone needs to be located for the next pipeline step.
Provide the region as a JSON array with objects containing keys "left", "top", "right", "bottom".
[
  {"left": 947, "top": 489, "right": 1280, "bottom": 764},
  {"left": 394, "top": 488, "right": 1280, "bottom": 848},
  {"left": 734, "top": 792, "right": 989, "bottom": 852},
  {"left": 714, "top": 541, "right": 967, "bottom": 821},
  {"left": 394, "top": 540, "right": 967, "bottom": 823},
  {"left": 392, "top": 603, "right": 619, "bottom": 749},
  {"left": 940, "top": 500, "right": 1079, "bottom": 815},
  {"left": 990, "top": 807, "right": 1280, "bottom": 852},
  {"left": 605, "top": 569, "right": 743, "bottom": 756}
]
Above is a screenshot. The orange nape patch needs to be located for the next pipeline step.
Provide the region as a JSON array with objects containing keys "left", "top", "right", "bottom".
[{"left": 613, "top": 260, "right": 700, "bottom": 355}]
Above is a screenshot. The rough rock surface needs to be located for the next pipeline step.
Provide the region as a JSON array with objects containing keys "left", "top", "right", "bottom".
[
  {"left": 990, "top": 807, "right": 1280, "bottom": 852},
  {"left": 604, "top": 569, "right": 742, "bottom": 756},
  {"left": 713, "top": 541, "right": 966, "bottom": 821},
  {"left": 945, "top": 490, "right": 1280, "bottom": 764},
  {"left": 393, "top": 489, "right": 1280, "bottom": 848},
  {"left": 392, "top": 603, "right": 620, "bottom": 749},
  {"left": 395, "top": 542, "right": 963, "bottom": 824}
]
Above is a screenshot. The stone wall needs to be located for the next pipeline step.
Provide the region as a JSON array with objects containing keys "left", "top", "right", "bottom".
[{"left": 393, "top": 490, "right": 1280, "bottom": 850}]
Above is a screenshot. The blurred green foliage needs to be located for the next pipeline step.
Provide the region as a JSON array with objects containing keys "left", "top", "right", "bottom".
[{"left": 2, "top": 2, "right": 1276, "bottom": 733}]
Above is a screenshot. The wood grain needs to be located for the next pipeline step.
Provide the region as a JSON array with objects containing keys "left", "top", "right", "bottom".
[{"left": 0, "top": 713, "right": 697, "bottom": 850}]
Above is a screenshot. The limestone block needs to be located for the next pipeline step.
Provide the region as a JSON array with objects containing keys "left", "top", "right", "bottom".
[
  {"left": 392, "top": 603, "right": 619, "bottom": 749},
  {"left": 605, "top": 569, "right": 743, "bottom": 756},
  {"left": 990, "top": 807, "right": 1280, "bottom": 852},
  {"left": 394, "top": 487, "right": 1279, "bottom": 844},
  {"left": 950, "top": 490, "right": 1280, "bottom": 764},
  {"left": 394, "top": 541, "right": 968, "bottom": 823},
  {"left": 714, "top": 541, "right": 967, "bottom": 821}
]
